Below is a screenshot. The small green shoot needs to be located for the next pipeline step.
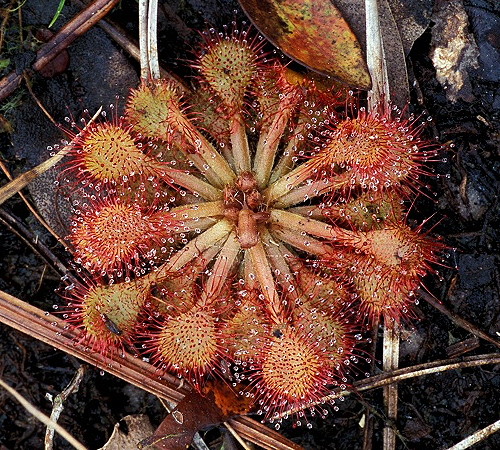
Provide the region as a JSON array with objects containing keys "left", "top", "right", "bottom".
[{"left": 48, "top": 0, "right": 66, "bottom": 28}]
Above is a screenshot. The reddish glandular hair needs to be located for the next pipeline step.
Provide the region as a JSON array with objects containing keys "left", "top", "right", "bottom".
[{"left": 58, "top": 24, "right": 444, "bottom": 421}]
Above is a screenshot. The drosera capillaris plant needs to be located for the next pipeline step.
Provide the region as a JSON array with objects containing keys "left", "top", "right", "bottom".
[{"left": 57, "top": 24, "right": 444, "bottom": 426}]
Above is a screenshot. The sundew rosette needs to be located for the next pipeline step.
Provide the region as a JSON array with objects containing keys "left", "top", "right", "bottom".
[{"left": 58, "top": 24, "right": 444, "bottom": 420}]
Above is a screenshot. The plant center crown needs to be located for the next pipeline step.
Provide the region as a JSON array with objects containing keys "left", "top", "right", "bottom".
[{"left": 223, "top": 171, "right": 270, "bottom": 249}]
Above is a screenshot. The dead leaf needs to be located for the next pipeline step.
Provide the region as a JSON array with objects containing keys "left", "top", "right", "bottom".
[
  {"left": 100, "top": 415, "right": 156, "bottom": 450},
  {"left": 139, "top": 381, "right": 253, "bottom": 449},
  {"left": 335, "top": 0, "right": 430, "bottom": 108},
  {"left": 334, "top": 0, "right": 433, "bottom": 57},
  {"left": 203, "top": 379, "right": 254, "bottom": 417},
  {"left": 238, "top": 0, "right": 371, "bottom": 89},
  {"left": 430, "top": 0, "right": 480, "bottom": 102}
]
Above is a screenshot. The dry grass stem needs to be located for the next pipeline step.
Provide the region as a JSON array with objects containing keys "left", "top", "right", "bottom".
[
  {"left": 0, "top": 108, "right": 101, "bottom": 207},
  {"left": 279, "top": 352, "right": 500, "bottom": 418},
  {"left": 0, "top": 146, "right": 69, "bottom": 205},
  {"left": 382, "top": 325, "right": 400, "bottom": 450},
  {"left": 0, "top": 377, "right": 86, "bottom": 450},
  {"left": 365, "top": 1, "right": 400, "bottom": 448},
  {"left": 45, "top": 366, "right": 87, "bottom": 450},
  {"left": 147, "top": 0, "right": 160, "bottom": 78},
  {"left": 138, "top": 0, "right": 149, "bottom": 79},
  {"left": 224, "top": 421, "right": 252, "bottom": 450},
  {"left": 446, "top": 418, "right": 500, "bottom": 450},
  {"left": 420, "top": 289, "right": 500, "bottom": 349}
]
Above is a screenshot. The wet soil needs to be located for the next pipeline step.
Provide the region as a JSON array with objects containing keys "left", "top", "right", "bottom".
[{"left": 0, "top": 0, "right": 499, "bottom": 449}]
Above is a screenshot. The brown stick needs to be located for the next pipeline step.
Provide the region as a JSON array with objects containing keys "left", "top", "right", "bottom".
[
  {"left": 0, "top": 288, "right": 187, "bottom": 403},
  {"left": 420, "top": 289, "right": 500, "bottom": 350},
  {"left": 0, "top": 207, "right": 69, "bottom": 279},
  {"left": 0, "top": 0, "right": 120, "bottom": 102}
]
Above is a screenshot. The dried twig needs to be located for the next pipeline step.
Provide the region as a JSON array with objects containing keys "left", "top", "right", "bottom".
[
  {"left": 22, "top": 72, "right": 57, "bottom": 125},
  {"left": 224, "top": 421, "right": 252, "bottom": 450},
  {"left": 0, "top": 145, "right": 69, "bottom": 205},
  {"left": 362, "top": 321, "right": 379, "bottom": 450},
  {"left": 227, "top": 416, "right": 302, "bottom": 450},
  {"left": 0, "top": 107, "right": 101, "bottom": 207},
  {"left": 365, "top": 0, "right": 389, "bottom": 112},
  {"left": 45, "top": 366, "right": 87, "bottom": 450},
  {"left": 0, "top": 207, "right": 69, "bottom": 279},
  {"left": 420, "top": 289, "right": 500, "bottom": 349},
  {"left": 147, "top": 0, "right": 160, "bottom": 79},
  {"left": 0, "top": 377, "right": 86, "bottom": 450},
  {"left": 138, "top": 0, "right": 160, "bottom": 79},
  {"left": 138, "top": 0, "right": 149, "bottom": 79},
  {"left": 0, "top": 0, "right": 120, "bottom": 102},
  {"left": 446, "top": 418, "right": 500, "bottom": 450}
]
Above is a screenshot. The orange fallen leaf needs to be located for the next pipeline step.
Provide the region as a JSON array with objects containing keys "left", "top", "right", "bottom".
[{"left": 239, "top": 0, "right": 371, "bottom": 89}]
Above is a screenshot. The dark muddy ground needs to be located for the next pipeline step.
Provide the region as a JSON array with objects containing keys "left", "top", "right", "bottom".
[{"left": 0, "top": 0, "right": 499, "bottom": 449}]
